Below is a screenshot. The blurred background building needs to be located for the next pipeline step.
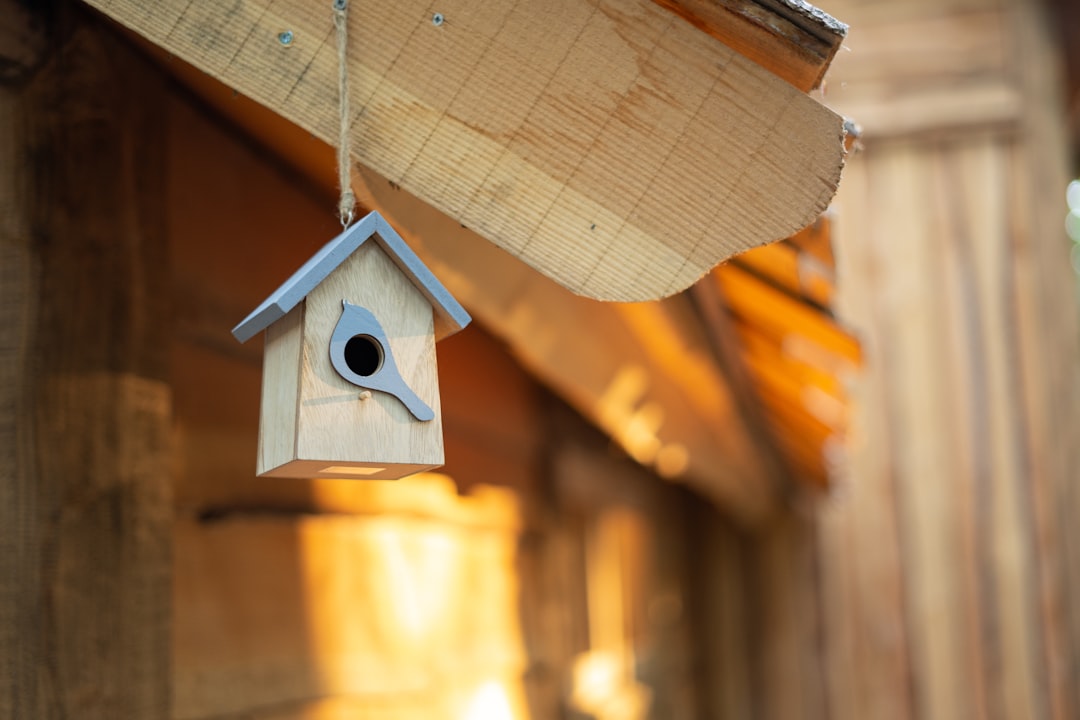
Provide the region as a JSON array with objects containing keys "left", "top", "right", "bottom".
[{"left": 2, "top": 0, "right": 1078, "bottom": 718}]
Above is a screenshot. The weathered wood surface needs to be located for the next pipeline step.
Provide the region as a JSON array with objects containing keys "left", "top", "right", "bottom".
[
  {"left": 654, "top": 0, "right": 847, "bottom": 92},
  {"left": 85, "top": 0, "right": 846, "bottom": 302},
  {"left": 0, "top": 8, "right": 172, "bottom": 718},
  {"left": 163, "top": 56, "right": 782, "bottom": 522},
  {"left": 695, "top": 0, "right": 1080, "bottom": 717}
]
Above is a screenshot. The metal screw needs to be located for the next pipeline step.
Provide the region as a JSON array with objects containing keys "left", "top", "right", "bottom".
[
  {"left": 431, "top": 12, "right": 444, "bottom": 26},
  {"left": 277, "top": 30, "right": 294, "bottom": 46},
  {"left": 333, "top": 0, "right": 347, "bottom": 9}
]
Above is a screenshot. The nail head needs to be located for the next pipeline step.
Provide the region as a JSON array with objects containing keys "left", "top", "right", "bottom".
[
  {"left": 432, "top": 12, "right": 444, "bottom": 26},
  {"left": 277, "top": 30, "right": 294, "bottom": 46}
]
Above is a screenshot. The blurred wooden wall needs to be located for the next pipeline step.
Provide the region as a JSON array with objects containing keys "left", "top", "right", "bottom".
[{"left": 696, "top": 0, "right": 1080, "bottom": 718}]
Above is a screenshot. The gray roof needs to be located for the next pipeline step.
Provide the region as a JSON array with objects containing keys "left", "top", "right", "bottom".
[{"left": 232, "top": 211, "right": 471, "bottom": 343}]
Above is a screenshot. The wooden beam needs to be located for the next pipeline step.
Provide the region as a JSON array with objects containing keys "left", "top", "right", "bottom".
[
  {"left": 652, "top": 0, "right": 847, "bottom": 92},
  {"left": 0, "top": 6, "right": 171, "bottom": 717},
  {"left": 85, "top": 0, "right": 847, "bottom": 302},
  {"left": 715, "top": 263, "right": 862, "bottom": 364}
]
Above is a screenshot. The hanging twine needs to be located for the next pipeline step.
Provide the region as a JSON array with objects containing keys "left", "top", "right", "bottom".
[{"left": 333, "top": 0, "right": 356, "bottom": 228}]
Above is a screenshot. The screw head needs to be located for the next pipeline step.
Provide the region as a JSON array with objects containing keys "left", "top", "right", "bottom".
[
  {"left": 277, "top": 30, "right": 294, "bottom": 46},
  {"left": 431, "top": 12, "right": 444, "bottom": 26},
  {"left": 333, "top": 0, "right": 347, "bottom": 9}
]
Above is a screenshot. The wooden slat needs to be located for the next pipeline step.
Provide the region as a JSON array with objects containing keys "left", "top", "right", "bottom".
[
  {"left": 87, "top": 0, "right": 846, "bottom": 302},
  {"left": 0, "top": 87, "right": 32, "bottom": 720},
  {"left": 745, "top": 354, "right": 843, "bottom": 435},
  {"left": 716, "top": 263, "right": 861, "bottom": 364},
  {"left": 732, "top": 240, "right": 835, "bottom": 309},
  {"left": 958, "top": 138, "right": 1042, "bottom": 720},
  {"left": 734, "top": 318, "right": 846, "bottom": 405},
  {"left": 923, "top": 139, "right": 994, "bottom": 720},
  {"left": 652, "top": 0, "right": 847, "bottom": 92},
  {"left": 693, "top": 509, "right": 756, "bottom": 718},
  {"left": 1009, "top": 4, "right": 1080, "bottom": 715},
  {"left": 876, "top": 145, "right": 977, "bottom": 720},
  {"left": 818, "top": 144, "right": 915, "bottom": 720},
  {"left": 754, "top": 516, "right": 827, "bottom": 720},
  {"left": 1, "top": 14, "right": 172, "bottom": 718}
]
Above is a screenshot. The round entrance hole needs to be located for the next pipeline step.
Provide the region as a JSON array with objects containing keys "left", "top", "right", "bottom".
[{"left": 343, "top": 335, "right": 383, "bottom": 377}]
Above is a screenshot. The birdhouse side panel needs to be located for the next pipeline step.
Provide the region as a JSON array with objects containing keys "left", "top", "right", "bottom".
[
  {"left": 295, "top": 241, "right": 444, "bottom": 472},
  {"left": 256, "top": 304, "right": 304, "bottom": 475}
]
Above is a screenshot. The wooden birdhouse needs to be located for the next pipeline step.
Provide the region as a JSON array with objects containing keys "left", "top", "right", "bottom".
[{"left": 232, "top": 211, "right": 470, "bottom": 480}]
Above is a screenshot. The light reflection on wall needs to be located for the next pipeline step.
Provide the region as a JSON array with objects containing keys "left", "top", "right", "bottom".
[
  {"left": 462, "top": 680, "right": 516, "bottom": 720},
  {"left": 293, "top": 474, "right": 529, "bottom": 716},
  {"left": 597, "top": 366, "right": 690, "bottom": 479}
]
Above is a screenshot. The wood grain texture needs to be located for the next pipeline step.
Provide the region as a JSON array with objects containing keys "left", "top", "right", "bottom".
[
  {"left": 0, "top": 68, "right": 36, "bottom": 720},
  {"left": 1, "top": 11, "right": 172, "bottom": 717},
  {"left": 1008, "top": 4, "right": 1080, "bottom": 715},
  {"left": 258, "top": 304, "right": 303, "bottom": 474},
  {"left": 86, "top": 0, "right": 847, "bottom": 301},
  {"left": 653, "top": 0, "right": 847, "bottom": 92},
  {"left": 258, "top": 242, "right": 444, "bottom": 479}
]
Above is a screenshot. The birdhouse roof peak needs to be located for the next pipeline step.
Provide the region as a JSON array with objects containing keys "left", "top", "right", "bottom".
[{"left": 232, "top": 211, "right": 471, "bottom": 343}]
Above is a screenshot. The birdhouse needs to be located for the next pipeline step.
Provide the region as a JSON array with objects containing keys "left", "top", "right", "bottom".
[{"left": 232, "top": 211, "right": 470, "bottom": 480}]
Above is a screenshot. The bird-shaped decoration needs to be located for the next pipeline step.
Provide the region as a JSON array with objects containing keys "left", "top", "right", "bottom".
[{"left": 329, "top": 300, "right": 434, "bottom": 422}]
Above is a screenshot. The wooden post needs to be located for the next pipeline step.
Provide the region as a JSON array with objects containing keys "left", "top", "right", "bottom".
[
  {"left": 692, "top": 0, "right": 1080, "bottom": 718},
  {"left": 0, "top": 4, "right": 172, "bottom": 718}
]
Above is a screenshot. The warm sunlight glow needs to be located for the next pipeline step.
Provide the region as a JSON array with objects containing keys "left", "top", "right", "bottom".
[
  {"left": 320, "top": 465, "right": 384, "bottom": 475},
  {"left": 621, "top": 402, "right": 664, "bottom": 464},
  {"left": 295, "top": 477, "right": 527, "bottom": 708},
  {"left": 462, "top": 681, "right": 516, "bottom": 720},
  {"left": 570, "top": 651, "right": 650, "bottom": 720},
  {"left": 597, "top": 366, "right": 649, "bottom": 430},
  {"left": 655, "top": 443, "right": 689, "bottom": 478}
]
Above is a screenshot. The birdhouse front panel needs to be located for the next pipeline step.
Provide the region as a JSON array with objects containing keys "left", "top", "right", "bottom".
[{"left": 258, "top": 239, "right": 444, "bottom": 479}]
